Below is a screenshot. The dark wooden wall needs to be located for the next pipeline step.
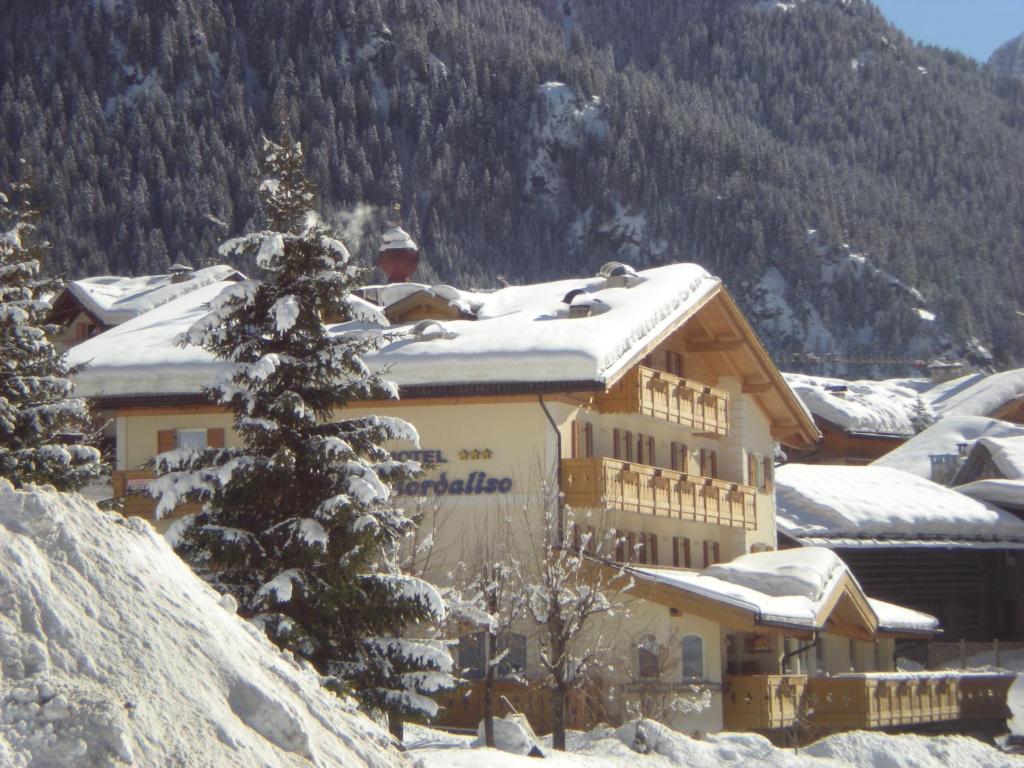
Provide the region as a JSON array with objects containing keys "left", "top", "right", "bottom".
[{"left": 835, "top": 547, "right": 1022, "bottom": 642}]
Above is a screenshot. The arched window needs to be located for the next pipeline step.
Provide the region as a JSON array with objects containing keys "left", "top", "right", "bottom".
[
  {"left": 637, "top": 635, "right": 660, "bottom": 680},
  {"left": 682, "top": 634, "right": 704, "bottom": 680}
]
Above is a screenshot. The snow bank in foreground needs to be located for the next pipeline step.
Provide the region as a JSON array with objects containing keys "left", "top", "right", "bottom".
[
  {"left": 408, "top": 719, "right": 1021, "bottom": 768},
  {"left": 0, "top": 480, "right": 405, "bottom": 768}
]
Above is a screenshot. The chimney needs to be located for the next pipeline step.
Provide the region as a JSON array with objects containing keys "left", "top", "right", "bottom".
[{"left": 378, "top": 227, "right": 419, "bottom": 283}]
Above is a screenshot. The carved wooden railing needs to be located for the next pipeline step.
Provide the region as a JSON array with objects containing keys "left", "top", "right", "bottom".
[
  {"left": 596, "top": 366, "right": 729, "bottom": 435},
  {"left": 561, "top": 457, "right": 756, "bottom": 530}
]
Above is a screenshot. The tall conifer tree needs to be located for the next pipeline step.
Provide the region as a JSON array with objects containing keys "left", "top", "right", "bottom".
[
  {"left": 152, "top": 138, "right": 451, "bottom": 732},
  {"left": 0, "top": 174, "right": 101, "bottom": 489}
]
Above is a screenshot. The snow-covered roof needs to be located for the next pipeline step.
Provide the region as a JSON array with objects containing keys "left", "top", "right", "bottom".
[
  {"left": 629, "top": 547, "right": 936, "bottom": 636},
  {"left": 871, "top": 415, "right": 1024, "bottom": 479},
  {"left": 974, "top": 436, "right": 1024, "bottom": 480},
  {"left": 59, "top": 265, "right": 240, "bottom": 326},
  {"left": 776, "top": 463, "right": 1024, "bottom": 545},
  {"left": 926, "top": 368, "right": 1024, "bottom": 419},
  {"left": 956, "top": 478, "right": 1024, "bottom": 510},
  {"left": 70, "top": 264, "right": 722, "bottom": 397},
  {"left": 782, "top": 373, "right": 930, "bottom": 436},
  {"left": 867, "top": 598, "right": 940, "bottom": 634}
]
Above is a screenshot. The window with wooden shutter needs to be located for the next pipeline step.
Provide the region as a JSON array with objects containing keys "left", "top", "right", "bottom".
[
  {"left": 571, "top": 421, "right": 581, "bottom": 459},
  {"left": 710, "top": 450, "right": 718, "bottom": 479},
  {"left": 711, "top": 542, "right": 721, "bottom": 564},
  {"left": 699, "top": 448, "right": 708, "bottom": 477},
  {"left": 702, "top": 540, "right": 710, "bottom": 568},
  {"left": 748, "top": 453, "right": 757, "bottom": 486},
  {"left": 671, "top": 443, "right": 679, "bottom": 471},
  {"left": 649, "top": 534, "right": 658, "bottom": 565},
  {"left": 763, "top": 456, "right": 774, "bottom": 491},
  {"left": 683, "top": 537, "right": 691, "bottom": 567},
  {"left": 635, "top": 433, "right": 643, "bottom": 464},
  {"left": 585, "top": 423, "right": 594, "bottom": 458},
  {"left": 646, "top": 436, "right": 655, "bottom": 467},
  {"left": 627, "top": 531, "right": 636, "bottom": 563},
  {"left": 672, "top": 536, "right": 680, "bottom": 567},
  {"left": 208, "top": 428, "right": 225, "bottom": 448},
  {"left": 625, "top": 431, "right": 633, "bottom": 462},
  {"left": 637, "top": 532, "right": 647, "bottom": 564},
  {"left": 572, "top": 523, "right": 581, "bottom": 552},
  {"left": 157, "top": 430, "right": 176, "bottom": 454},
  {"left": 616, "top": 534, "right": 625, "bottom": 562},
  {"left": 613, "top": 428, "right": 621, "bottom": 459}
]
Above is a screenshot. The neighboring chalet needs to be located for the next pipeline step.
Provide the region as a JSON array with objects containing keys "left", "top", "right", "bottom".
[
  {"left": 66, "top": 235, "right": 1011, "bottom": 739},
  {"left": 782, "top": 374, "right": 926, "bottom": 464},
  {"left": 46, "top": 264, "right": 241, "bottom": 352},
  {"left": 776, "top": 463, "right": 1024, "bottom": 642},
  {"left": 873, "top": 415, "right": 1024, "bottom": 485},
  {"left": 785, "top": 368, "right": 1024, "bottom": 465}
]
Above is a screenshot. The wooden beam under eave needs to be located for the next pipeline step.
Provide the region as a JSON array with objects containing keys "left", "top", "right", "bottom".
[
  {"left": 687, "top": 339, "right": 744, "bottom": 353},
  {"left": 742, "top": 381, "right": 774, "bottom": 394}
]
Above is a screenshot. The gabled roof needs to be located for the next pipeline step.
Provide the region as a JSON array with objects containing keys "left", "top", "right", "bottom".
[
  {"left": 927, "top": 368, "right": 1024, "bottom": 421},
  {"left": 776, "top": 463, "right": 1024, "bottom": 546},
  {"left": 608, "top": 547, "right": 936, "bottom": 639},
  {"left": 50, "top": 265, "right": 241, "bottom": 327},
  {"left": 65, "top": 263, "right": 819, "bottom": 446},
  {"left": 872, "top": 415, "right": 1024, "bottom": 479},
  {"left": 782, "top": 373, "right": 931, "bottom": 438}
]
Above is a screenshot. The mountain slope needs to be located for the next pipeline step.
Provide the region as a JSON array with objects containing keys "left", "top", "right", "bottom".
[{"left": 2, "top": 0, "right": 1024, "bottom": 372}]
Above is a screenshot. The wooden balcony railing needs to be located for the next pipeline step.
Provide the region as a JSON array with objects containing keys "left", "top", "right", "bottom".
[
  {"left": 596, "top": 366, "right": 729, "bottom": 435},
  {"left": 434, "top": 679, "right": 590, "bottom": 734},
  {"left": 724, "top": 674, "right": 808, "bottom": 731},
  {"left": 561, "top": 457, "right": 756, "bottom": 530},
  {"left": 111, "top": 469, "right": 200, "bottom": 519},
  {"left": 724, "top": 672, "right": 1012, "bottom": 737}
]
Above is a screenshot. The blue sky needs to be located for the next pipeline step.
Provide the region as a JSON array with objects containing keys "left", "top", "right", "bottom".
[{"left": 872, "top": 0, "right": 1024, "bottom": 61}]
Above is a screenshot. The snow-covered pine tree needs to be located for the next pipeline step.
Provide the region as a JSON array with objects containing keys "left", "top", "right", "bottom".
[
  {"left": 0, "top": 173, "right": 101, "bottom": 490},
  {"left": 150, "top": 137, "right": 452, "bottom": 734}
]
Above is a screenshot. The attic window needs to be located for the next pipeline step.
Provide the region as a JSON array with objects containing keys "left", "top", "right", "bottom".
[{"left": 562, "top": 288, "right": 588, "bottom": 305}]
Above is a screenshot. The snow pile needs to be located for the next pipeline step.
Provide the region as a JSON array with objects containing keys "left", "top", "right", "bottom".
[
  {"left": 782, "top": 373, "right": 930, "bottom": 436},
  {"left": 0, "top": 480, "right": 405, "bottom": 767},
  {"left": 407, "top": 720, "right": 1021, "bottom": 768},
  {"left": 70, "top": 264, "right": 721, "bottom": 396},
  {"left": 776, "top": 464, "right": 1024, "bottom": 543},
  {"left": 64, "top": 265, "right": 239, "bottom": 326},
  {"left": 872, "top": 415, "right": 1024, "bottom": 478},
  {"left": 927, "top": 368, "right": 1024, "bottom": 419}
]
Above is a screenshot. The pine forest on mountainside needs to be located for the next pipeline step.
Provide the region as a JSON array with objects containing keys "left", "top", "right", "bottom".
[{"left": 3, "top": 0, "right": 1024, "bottom": 374}]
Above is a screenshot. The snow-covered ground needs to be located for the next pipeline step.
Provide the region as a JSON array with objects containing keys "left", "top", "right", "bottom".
[
  {"left": 0, "top": 480, "right": 405, "bottom": 767},
  {"left": 404, "top": 720, "right": 1022, "bottom": 768}
]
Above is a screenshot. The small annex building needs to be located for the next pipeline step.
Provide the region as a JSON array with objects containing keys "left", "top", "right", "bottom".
[
  {"left": 776, "top": 462, "right": 1024, "bottom": 641},
  {"left": 65, "top": 240, "right": 1011, "bottom": 739}
]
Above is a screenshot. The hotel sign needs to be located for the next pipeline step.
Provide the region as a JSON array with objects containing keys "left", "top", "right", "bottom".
[{"left": 394, "top": 447, "right": 513, "bottom": 497}]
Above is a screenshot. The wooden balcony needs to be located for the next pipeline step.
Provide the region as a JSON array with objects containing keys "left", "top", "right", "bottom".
[
  {"left": 596, "top": 366, "right": 729, "bottom": 435},
  {"left": 561, "top": 457, "right": 757, "bottom": 530},
  {"left": 434, "top": 679, "right": 589, "bottom": 734},
  {"left": 724, "top": 674, "right": 807, "bottom": 731},
  {"left": 112, "top": 469, "right": 199, "bottom": 519},
  {"left": 724, "top": 673, "right": 1012, "bottom": 738}
]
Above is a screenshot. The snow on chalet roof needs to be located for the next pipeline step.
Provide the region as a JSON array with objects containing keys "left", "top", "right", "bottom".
[
  {"left": 871, "top": 416, "right": 1024, "bottom": 479},
  {"left": 955, "top": 437, "right": 1024, "bottom": 509},
  {"left": 926, "top": 367, "right": 1024, "bottom": 419},
  {"left": 69, "top": 263, "right": 721, "bottom": 398},
  {"left": 631, "top": 547, "right": 937, "bottom": 634},
  {"left": 633, "top": 548, "right": 848, "bottom": 628},
  {"left": 776, "top": 463, "right": 1024, "bottom": 545},
  {"left": 63, "top": 264, "right": 240, "bottom": 326},
  {"left": 781, "top": 373, "right": 930, "bottom": 437},
  {"left": 867, "top": 598, "right": 940, "bottom": 633}
]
